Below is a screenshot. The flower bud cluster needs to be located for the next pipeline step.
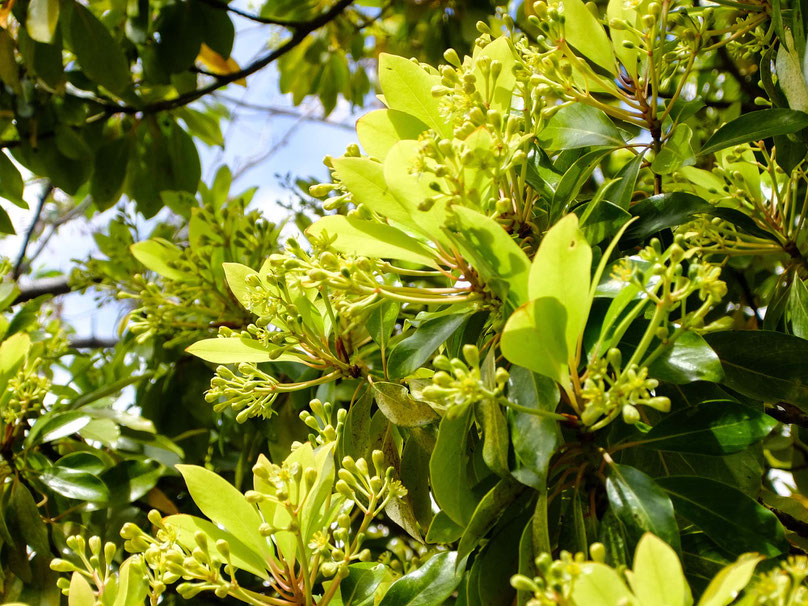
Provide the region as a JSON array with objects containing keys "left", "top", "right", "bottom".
[
  {"left": 299, "top": 398, "right": 346, "bottom": 446},
  {"left": 580, "top": 353, "right": 670, "bottom": 426},
  {"left": 334, "top": 450, "right": 408, "bottom": 516},
  {"left": 510, "top": 545, "right": 607, "bottom": 605},
  {"left": 747, "top": 555, "right": 808, "bottom": 603},
  {"left": 206, "top": 363, "right": 280, "bottom": 422},
  {"left": 51, "top": 534, "right": 122, "bottom": 599},
  {"left": 420, "top": 344, "right": 508, "bottom": 413}
]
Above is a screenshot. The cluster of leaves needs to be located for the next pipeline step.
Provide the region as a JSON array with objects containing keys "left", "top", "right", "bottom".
[
  {"left": 9, "top": 0, "right": 808, "bottom": 603},
  {"left": 0, "top": 0, "right": 515, "bottom": 226}
]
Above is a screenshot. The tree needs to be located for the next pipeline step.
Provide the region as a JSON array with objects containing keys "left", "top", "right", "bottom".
[{"left": 2, "top": 0, "right": 808, "bottom": 604}]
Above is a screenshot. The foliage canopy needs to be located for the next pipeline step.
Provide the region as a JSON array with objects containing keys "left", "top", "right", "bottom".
[{"left": 2, "top": 0, "right": 808, "bottom": 605}]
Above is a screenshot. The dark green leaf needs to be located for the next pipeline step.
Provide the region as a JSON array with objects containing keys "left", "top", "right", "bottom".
[
  {"left": 458, "top": 479, "right": 523, "bottom": 561},
  {"left": 101, "top": 460, "right": 163, "bottom": 506},
  {"left": 10, "top": 483, "right": 50, "bottom": 556},
  {"left": 69, "top": 2, "right": 130, "bottom": 94},
  {"left": 790, "top": 278, "right": 808, "bottom": 339},
  {"left": 430, "top": 402, "right": 477, "bottom": 526},
  {"left": 425, "top": 511, "right": 464, "bottom": 544},
  {"left": 156, "top": 1, "right": 203, "bottom": 74},
  {"left": 366, "top": 300, "right": 399, "bottom": 347},
  {"left": 26, "top": 411, "right": 91, "bottom": 447},
  {"left": 0, "top": 151, "right": 25, "bottom": 207},
  {"left": 605, "top": 463, "right": 680, "bottom": 551},
  {"left": 704, "top": 330, "right": 808, "bottom": 410},
  {"left": 641, "top": 401, "right": 776, "bottom": 455},
  {"left": 477, "top": 398, "right": 509, "bottom": 477},
  {"left": 648, "top": 332, "right": 724, "bottom": 384},
  {"left": 626, "top": 192, "right": 712, "bottom": 242},
  {"left": 373, "top": 382, "right": 439, "bottom": 427},
  {"left": 339, "top": 388, "right": 374, "bottom": 462},
  {"left": 700, "top": 109, "right": 808, "bottom": 156},
  {"left": 507, "top": 366, "right": 559, "bottom": 489},
  {"left": 379, "top": 551, "right": 465, "bottom": 606},
  {"left": 657, "top": 476, "right": 788, "bottom": 557},
  {"left": 388, "top": 312, "right": 471, "bottom": 379},
  {"left": 91, "top": 136, "right": 131, "bottom": 210},
  {"left": 40, "top": 467, "right": 109, "bottom": 502},
  {"left": 337, "top": 563, "right": 391, "bottom": 606}
]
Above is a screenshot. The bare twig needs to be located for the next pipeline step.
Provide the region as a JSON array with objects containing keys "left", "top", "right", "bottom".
[
  {"left": 13, "top": 182, "right": 53, "bottom": 279},
  {"left": 13, "top": 276, "right": 73, "bottom": 305},
  {"left": 69, "top": 336, "right": 119, "bottom": 349},
  {"left": 767, "top": 401, "right": 808, "bottom": 428},
  {"left": 213, "top": 94, "right": 356, "bottom": 131}
]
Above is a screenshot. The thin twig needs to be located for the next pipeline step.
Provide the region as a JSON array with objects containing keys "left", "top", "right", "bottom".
[{"left": 13, "top": 182, "right": 53, "bottom": 279}]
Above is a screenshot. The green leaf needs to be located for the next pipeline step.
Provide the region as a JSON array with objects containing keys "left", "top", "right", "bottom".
[
  {"left": 641, "top": 401, "right": 776, "bottom": 455},
  {"left": 0, "top": 330, "right": 30, "bottom": 376},
  {"left": 387, "top": 312, "right": 471, "bottom": 379},
  {"left": 336, "top": 562, "right": 392, "bottom": 606},
  {"left": 657, "top": 476, "right": 788, "bottom": 557},
  {"left": 112, "top": 557, "right": 149, "bottom": 606},
  {"left": 130, "top": 239, "right": 188, "bottom": 281},
  {"left": 648, "top": 332, "right": 724, "bottom": 384},
  {"left": 502, "top": 297, "right": 569, "bottom": 386},
  {"left": 651, "top": 124, "right": 695, "bottom": 175},
  {"left": 704, "top": 330, "right": 808, "bottom": 409},
  {"left": 373, "top": 382, "right": 439, "bottom": 427},
  {"left": 356, "top": 108, "right": 428, "bottom": 160},
  {"left": 458, "top": 479, "right": 523, "bottom": 561},
  {"left": 528, "top": 213, "right": 592, "bottom": 357},
  {"left": 571, "top": 563, "right": 636, "bottom": 606},
  {"left": 379, "top": 551, "right": 465, "bottom": 606},
  {"left": 26, "top": 0, "right": 59, "bottom": 43},
  {"left": 560, "top": 0, "right": 617, "bottom": 74},
  {"left": 40, "top": 467, "right": 109, "bottom": 502},
  {"left": 91, "top": 137, "right": 131, "bottom": 211},
  {"left": 425, "top": 511, "right": 464, "bottom": 544},
  {"left": 0, "top": 151, "right": 25, "bottom": 208},
  {"left": 430, "top": 402, "right": 477, "bottom": 526},
  {"left": 175, "top": 464, "right": 273, "bottom": 563},
  {"left": 222, "top": 262, "right": 257, "bottom": 311},
  {"left": 700, "top": 109, "right": 808, "bottom": 156},
  {"left": 69, "top": 2, "right": 130, "bottom": 94},
  {"left": 790, "top": 278, "right": 808, "bottom": 339},
  {"left": 378, "top": 53, "right": 451, "bottom": 139},
  {"left": 366, "top": 300, "right": 399, "bottom": 347},
  {"left": 26, "top": 411, "right": 91, "bottom": 447},
  {"left": 306, "top": 215, "right": 437, "bottom": 267},
  {"left": 508, "top": 366, "right": 560, "bottom": 489},
  {"left": 163, "top": 514, "right": 270, "bottom": 580},
  {"left": 697, "top": 554, "right": 763, "bottom": 606},
  {"left": 447, "top": 206, "right": 531, "bottom": 307},
  {"left": 185, "top": 337, "right": 296, "bottom": 364},
  {"left": 68, "top": 572, "right": 95, "bottom": 606},
  {"left": 626, "top": 193, "right": 712, "bottom": 243},
  {"left": 606, "top": 463, "right": 680, "bottom": 552},
  {"left": 10, "top": 482, "right": 49, "bottom": 556},
  {"left": 331, "top": 156, "right": 413, "bottom": 228},
  {"left": 101, "top": 460, "right": 163, "bottom": 506},
  {"left": 539, "top": 105, "right": 624, "bottom": 150},
  {"left": 628, "top": 533, "right": 692, "bottom": 606}
]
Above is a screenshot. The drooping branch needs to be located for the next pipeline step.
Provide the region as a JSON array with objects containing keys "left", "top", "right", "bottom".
[
  {"left": 69, "top": 336, "right": 119, "bottom": 349},
  {"left": 195, "top": 0, "right": 323, "bottom": 27},
  {"left": 766, "top": 401, "right": 808, "bottom": 429}
]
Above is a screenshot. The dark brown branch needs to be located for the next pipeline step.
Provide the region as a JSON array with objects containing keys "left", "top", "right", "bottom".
[
  {"left": 766, "top": 401, "right": 808, "bottom": 428},
  {"left": 98, "top": 0, "right": 354, "bottom": 117},
  {"left": 12, "top": 183, "right": 53, "bottom": 279},
  {"left": 69, "top": 336, "right": 119, "bottom": 349},
  {"left": 765, "top": 503, "right": 808, "bottom": 540},
  {"left": 195, "top": 0, "right": 321, "bottom": 27},
  {"left": 13, "top": 276, "right": 73, "bottom": 305}
]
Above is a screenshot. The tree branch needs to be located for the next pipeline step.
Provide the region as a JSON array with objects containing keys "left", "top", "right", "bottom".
[
  {"left": 212, "top": 94, "right": 356, "bottom": 131},
  {"left": 13, "top": 276, "right": 73, "bottom": 305},
  {"left": 195, "top": 0, "right": 323, "bottom": 27},
  {"left": 13, "top": 182, "right": 53, "bottom": 279},
  {"left": 69, "top": 336, "right": 119, "bottom": 349},
  {"left": 96, "top": 0, "right": 354, "bottom": 117},
  {"left": 766, "top": 401, "right": 808, "bottom": 428}
]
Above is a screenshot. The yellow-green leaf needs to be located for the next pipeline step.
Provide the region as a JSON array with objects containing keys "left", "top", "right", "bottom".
[
  {"left": 561, "top": 0, "right": 617, "bottom": 75},
  {"left": 697, "top": 555, "right": 763, "bottom": 606},
  {"left": 571, "top": 562, "right": 636, "bottom": 605},
  {"left": 68, "top": 571, "right": 95, "bottom": 606},
  {"left": 186, "top": 337, "right": 298, "bottom": 364},
  {"left": 27, "top": 0, "right": 59, "bottom": 43},
  {"left": 356, "top": 109, "right": 428, "bottom": 160},
  {"left": 628, "top": 533, "right": 692, "bottom": 606},
  {"left": 528, "top": 213, "right": 592, "bottom": 361},
  {"left": 306, "top": 215, "right": 438, "bottom": 267},
  {"left": 378, "top": 54, "right": 451, "bottom": 138}
]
